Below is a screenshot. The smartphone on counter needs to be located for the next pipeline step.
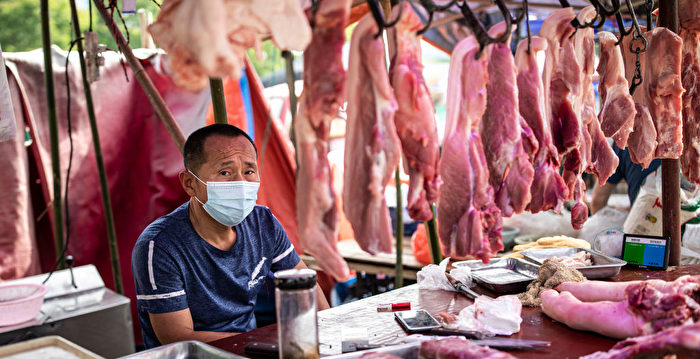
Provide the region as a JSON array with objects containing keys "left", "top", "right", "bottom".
[{"left": 394, "top": 310, "right": 442, "bottom": 333}]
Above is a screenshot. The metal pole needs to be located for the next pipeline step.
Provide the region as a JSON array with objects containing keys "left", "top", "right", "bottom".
[
  {"left": 40, "top": 0, "right": 65, "bottom": 263},
  {"left": 395, "top": 168, "right": 404, "bottom": 288},
  {"left": 209, "top": 78, "right": 228, "bottom": 124},
  {"left": 92, "top": 0, "right": 186, "bottom": 153},
  {"left": 69, "top": 0, "right": 123, "bottom": 294},
  {"left": 657, "top": 0, "right": 681, "bottom": 266}
]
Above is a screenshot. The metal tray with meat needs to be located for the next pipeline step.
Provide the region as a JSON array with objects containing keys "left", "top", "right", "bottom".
[
  {"left": 454, "top": 258, "right": 539, "bottom": 293},
  {"left": 519, "top": 247, "right": 627, "bottom": 279}
]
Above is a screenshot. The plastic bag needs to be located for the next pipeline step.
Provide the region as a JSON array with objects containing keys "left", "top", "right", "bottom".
[
  {"left": 446, "top": 295, "right": 523, "bottom": 335},
  {"left": 624, "top": 172, "right": 700, "bottom": 236},
  {"left": 682, "top": 223, "right": 700, "bottom": 264},
  {"left": 417, "top": 258, "right": 473, "bottom": 291},
  {"left": 503, "top": 211, "right": 580, "bottom": 239}
]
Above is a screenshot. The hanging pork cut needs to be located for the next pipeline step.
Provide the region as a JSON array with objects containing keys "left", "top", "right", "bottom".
[
  {"left": 680, "top": 26, "right": 700, "bottom": 184},
  {"left": 680, "top": 0, "right": 700, "bottom": 31},
  {"left": 388, "top": 3, "right": 441, "bottom": 221},
  {"left": 514, "top": 37, "right": 568, "bottom": 213},
  {"left": 344, "top": 14, "right": 402, "bottom": 255},
  {"left": 597, "top": 31, "right": 635, "bottom": 149},
  {"left": 620, "top": 27, "right": 659, "bottom": 168},
  {"left": 295, "top": 0, "right": 351, "bottom": 282},
  {"left": 628, "top": 104, "right": 658, "bottom": 168},
  {"left": 149, "top": 0, "right": 311, "bottom": 90},
  {"left": 644, "top": 27, "right": 685, "bottom": 159},
  {"left": 481, "top": 22, "right": 535, "bottom": 217},
  {"left": 576, "top": 9, "right": 618, "bottom": 187},
  {"left": 540, "top": 8, "right": 581, "bottom": 158},
  {"left": 437, "top": 35, "right": 502, "bottom": 262}
]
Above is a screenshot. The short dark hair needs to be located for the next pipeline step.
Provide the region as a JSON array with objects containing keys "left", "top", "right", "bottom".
[{"left": 183, "top": 124, "right": 257, "bottom": 173}]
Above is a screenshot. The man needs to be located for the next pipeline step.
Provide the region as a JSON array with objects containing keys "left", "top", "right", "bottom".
[
  {"left": 132, "top": 124, "right": 329, "bottom": 349},
  {"left": 590, "top": 144, "right": 661, "bottom": 215}
]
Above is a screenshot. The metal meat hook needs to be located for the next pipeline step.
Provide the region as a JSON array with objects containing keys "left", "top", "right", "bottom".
[
  {"left": 416, "top": 0, "right": 460, "bottom": 35},
  {"left": 366, "top": 0, "right": 405, "bottom": 38},
  {"left": 615, "top": 0, "right": 645, "bottom": 46},
  {"left": 459, "top": 0, "right": 517, "bottom": 59}
]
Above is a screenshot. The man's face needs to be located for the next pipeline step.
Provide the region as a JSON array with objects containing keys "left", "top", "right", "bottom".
[{"left": 185, "top": 134, "right": 259, "bottom": 203}]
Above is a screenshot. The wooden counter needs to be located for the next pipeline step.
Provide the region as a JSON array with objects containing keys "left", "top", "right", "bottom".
[{"left": 208, "top": 265, "right": 700, "bottom": 358}]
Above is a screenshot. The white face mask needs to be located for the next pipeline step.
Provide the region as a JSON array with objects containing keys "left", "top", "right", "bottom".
[{"left": 189, "top": 170, "right": 260, "bottom": 227}]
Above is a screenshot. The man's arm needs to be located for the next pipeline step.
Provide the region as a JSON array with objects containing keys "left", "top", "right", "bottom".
[
  {"left": 149, "top": 309, "right": 238, "bottom": 345},
  {"left": 293, "top": 260, "right": 331, "bottom": 311},
  {"left": 590, "top": 182, "right": 616, "bottom": 215}
]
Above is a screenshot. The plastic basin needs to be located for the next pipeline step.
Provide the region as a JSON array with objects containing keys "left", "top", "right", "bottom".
[{"left": 0, "top": 283, "right": 47, "bottom": 326}]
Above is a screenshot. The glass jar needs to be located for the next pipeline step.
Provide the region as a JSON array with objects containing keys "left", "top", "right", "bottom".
[{"left": 274, "top": 268, "right": 319, "bottom": 359}]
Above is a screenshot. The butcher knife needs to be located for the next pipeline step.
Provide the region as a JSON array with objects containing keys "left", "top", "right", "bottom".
[
  {"left": 429, "top": 328, "right": 550, "bottom": 350},
  {"left": 444, "top": 272, "right": 492, "bottom": 300}
]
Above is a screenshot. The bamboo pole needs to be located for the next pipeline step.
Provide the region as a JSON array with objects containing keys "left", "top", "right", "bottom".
[
  {"left": 92, "top": 0, "right": 186, "bottom": 153},
  {"left": 210, "top": 78, "right": 228, "bottom": 124},
  {"left": 69, "top": 0, "right": 123, "bottom": 294},
  {"left": 40, "top": 0, "right": 65, "bottom": 263},
  {"left": 395, "top": 168, "right": 404, "bottom": 288},
  {"left": 658, "top": 0, "right": 681, "bottom": 266},
  {"left": 426, "top": 204, "right": 442, "bottom": 264}
]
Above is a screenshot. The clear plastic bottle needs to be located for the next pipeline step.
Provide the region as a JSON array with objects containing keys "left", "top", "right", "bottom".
[{"left": 274, "top": 268, "right": 319, "bottom": 359}]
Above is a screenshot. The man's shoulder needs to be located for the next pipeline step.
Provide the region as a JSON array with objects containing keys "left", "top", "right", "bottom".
[{"left": 135, "top": 203, "right": 191, "bottom": 249}]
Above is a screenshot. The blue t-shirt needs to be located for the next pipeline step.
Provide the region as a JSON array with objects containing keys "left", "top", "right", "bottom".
[
  {"left": 132, "top": 203, "right": 300, "bottom": 349},
  {"left": 607, "top": 144, "right": 662, "bottom": 206}
]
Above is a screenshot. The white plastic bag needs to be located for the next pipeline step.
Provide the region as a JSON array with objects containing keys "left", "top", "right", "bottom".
[
  {"left": 503, "top": 211, "right": 580, "bottom": 239},
  {"left": 446, "top": 295, "right": 523, "bottom": 335},
  {"left": 580, "top": 206, "right": 628, "bottom": 246},
  {"left": 682, "top": 223, "right": 700, "bottom": 264},
  {"left": 417, "top": 258, "right": 473, "bottom": 291}
]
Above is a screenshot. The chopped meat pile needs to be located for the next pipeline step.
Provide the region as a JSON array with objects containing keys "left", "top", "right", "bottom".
[
  {"left": 518, "top": 258, "right": 586, "bottom": 307},
  {"left": 579, "top": 323, "right": 700, "bottom": 359},
  {"left": 550, "top": 251, "right": 592, "bottom": 267},
  {"left": 149, "top": 0, "right": 311, "bottom": 90},
  {"left": 541, "top": 275, "right": 700, "bottom": 339},
  {"left": 419, "top": 338, "right": 516, "bottom": 359}
]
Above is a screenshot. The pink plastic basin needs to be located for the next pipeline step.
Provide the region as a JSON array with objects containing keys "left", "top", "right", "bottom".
[{"left": 0, "top": 283, "right": 48, "bottom": 326}]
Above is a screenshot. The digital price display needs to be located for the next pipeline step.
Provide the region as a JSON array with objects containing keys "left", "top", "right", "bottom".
[{"left": 621, "top": 234, "right": 670, "bottom": 270}]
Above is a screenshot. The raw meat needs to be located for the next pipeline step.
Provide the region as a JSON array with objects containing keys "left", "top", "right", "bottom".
[
  {"left": 680, "top": 28, "right": 700, "bottom": 184},
  {"left": 149, "top": 0, "right": 311, "bottom": 90},
  {"left": 360, "top": 353, "right": 402, "bottom": 359},
  {"left": 295, "top": 0, "right": 351, "bottom": 281},
  {"left": 481, "top": 22, "right": 535, "bottom": 216},
  {"left": 515, "top": 37, "right": 569, "bottom": 213},
  {"left": 580, "top": 323, "right": 700, "bottom": 359},
  {"left": 388, "top": 3, "right": 441, "bottom": 221},
  {"left": 540, "top": 7, "right": 580, "bottom": 156},
  {"left": 550, "top": 251, "right": 592, "bottom": 267},
  {"left": 437, "top": 35, "right": 502, "bottom": 262},
  {"left": 597, "top": 31, "right": 636, "bottom": 148},
  {"left": 628, "top": 105, "right": 658, "bottom": 169},
  {"left": 541, "top": 275, "right": 700, "bottom": 339},
  {"left": 680, "top": 0, "right": 700, "bottom": 31},
  {"left": 419, "top": 338, "right": 516, "bottom": 359},
  {"left": 644, "top": 27, "right": 685, "bottom": 159},
  {"left": 556, "top": 275, "right": 700, "bottom": 302},
  {"left": 568, "top": 6, "right": 600, "bottom": 230},
  {"left": 344, "top": 14, "right": 402, "bottom": 255}
]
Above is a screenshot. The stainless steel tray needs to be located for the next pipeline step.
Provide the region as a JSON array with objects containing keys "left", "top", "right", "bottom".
[
  {"left": 519, "top": 248, "right": 627, "bottom": 279},
  {"left": 455, "top": 258, "right": 539, "bottom": 293},
  {"left": 325, "top": 342, "right": 420, "bottom": 359},
  {"left": 118, "top": 341, "right": 246, "bottom": 359}
]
